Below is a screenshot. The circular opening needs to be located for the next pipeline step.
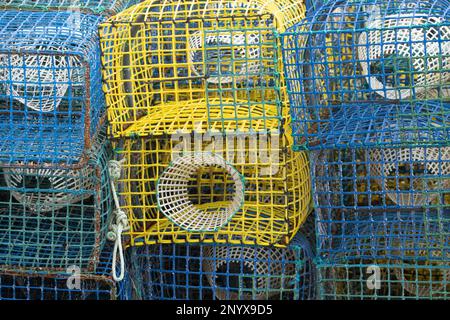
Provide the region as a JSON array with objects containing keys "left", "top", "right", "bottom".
[
  {"left": 186, "top": 166, "right": 239, "bottom": 208},
  {"left": 203, "top": 246, "right": 297, "bottom": 300},
  {"left": 157, "top": 153, "right": 245, "bottom": 232},
  {"left": 3, "top": 166, "right": 89, "bottom": 212}
]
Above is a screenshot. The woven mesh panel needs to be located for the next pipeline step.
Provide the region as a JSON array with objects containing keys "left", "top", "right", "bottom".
[
  {"left": 99, "top": 0, "right": 307, "bottom": 137},
  {"left": 281, "top": 0, "right": 450, "bottom": 149},
  {"left": 0, "top": 130, "right": 114, "bottom": 272},
  {"left": 0, "top": 10, "right": 105, "bottom": 165},
  {"left": 316, "top": 209, "right": 449, "bottom": 300},
  {"left": 312, "top": 146, "right": 449, "bottom": 211},
  {"left": 123, "top": 235, "right": 315, "bottom": 300},
  {"left": 0, "top": 247, "right": 118, "bottom": 300}
]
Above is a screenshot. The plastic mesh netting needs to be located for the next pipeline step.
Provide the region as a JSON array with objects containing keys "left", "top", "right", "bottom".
[
  {"left": 0, "top": 247, "right": 119, "bottom": 300},
  {"left": 0, "top": 10, "right": 105, "bottom": 165},
  {"left": 0, "top": 130, "right": 114, "bottom": 272},
  {"left": 157, "top": 153, "right": 245, "bottom": 232},
  {"left": 115, "top": 131, "right": 312, "bottom": 247},
  {"left": 316, "top": 209, "right": 449, "bottom": 300},
  {"left": 123, "top": 234, "right": 315, "bottom": 300},
  {"left": 281, "top": 0, "right": 450, "bottom": 150},
  {"left": 99, "top": 0, "right": 307, "bottom": 137},
  {"left": 312, "top": 146, "right": 449, "bottom": 211}
]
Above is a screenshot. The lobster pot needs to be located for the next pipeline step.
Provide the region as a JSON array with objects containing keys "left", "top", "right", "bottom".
[
  {"left": 0, "top": 247, "right": 118, "bottom": 300},
  {"left": 116, "top": 130, "right": 312, "bottom": 247},
  {"left": 99, "top": 0, "right": 307, "bottom": 138},
  {"left": 281, "top": 0, "right": 450, "bottom": 150},
  {"left": 312, "top": 146, "right": 450, "bottom": 211},
  {"left": 0, "top": 0, "right": 140, "bottom": 16},
  {"left": 0, "top": 11, "right": 105, "bottom": 165},
  {"left": 316, "top": 210, "right": 449, "bottom": 300},
  {"left": 123, "top": 234, "right": 315, "bottom": 300},
  {"left": 0, "top": 131, "right": 113, "bottom": 272}
]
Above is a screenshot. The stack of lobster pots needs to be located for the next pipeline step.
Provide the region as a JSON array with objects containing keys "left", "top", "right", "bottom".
[
  {"left": 282, "top": 0, "right": 449, "bottom": 299},
  {"left": 0, "top": 0, "right": 139, "bottom": 300},
  {"left": 99, "top": 0, "right": 318, "bottom": 300}
]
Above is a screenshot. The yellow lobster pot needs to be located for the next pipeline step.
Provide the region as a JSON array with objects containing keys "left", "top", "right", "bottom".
[
  {"left": 99, "top": 0, "right": 307, "bottom": 137},
  {"left": 115, "top": 127, "right": 312, "bottom": 247},
  {"left": 99, "top": 0, "right": 312, "bottom": 247}
]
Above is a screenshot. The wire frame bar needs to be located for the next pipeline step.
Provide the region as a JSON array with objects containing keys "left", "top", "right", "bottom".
[
  {"left": 0, "top": 130, "right": 114, "bottom": 273},
  {"left": 123, "top": 234, "right": 315, "bottom": 300},
  {"left": 0, "top": 10, "right": 105, "bottom": 165},
  {"left": 115, "top": 131, "right": 312, "bottom": 247},
  {"left": 112, "top": 99, "right": 283, "bottom": 138},
  {"left": 281, "top": 0, "right": 450, "bottom": 150}
]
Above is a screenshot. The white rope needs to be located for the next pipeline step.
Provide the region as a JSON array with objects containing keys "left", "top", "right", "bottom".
[{"left": 107, "top": 159, "right": 129, "bottom": 282}]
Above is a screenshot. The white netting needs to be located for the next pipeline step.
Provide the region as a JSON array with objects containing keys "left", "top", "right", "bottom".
[
  {"left": 358, "top": 14, "right": 450, "bottom": 99},
  {"left": 188, "top": 31, "right": 261, "bottom": 84},
  {"left": 0, "top": 49, "right": 81, "bottom": 112},
  {"left": 157, "top": 153, "right": 245, "bottom": 232},
  {"left": 369, "top": 147, "right": 450, "bottom": 206},
  {"left": 0, "top": 26, "right": 83, "bottom": 112},
  {"left": 3, "top": 163, "right": 94, "bottom": 212},
  {"left": 393, "top": 240, "right": 450, "bottom": 298},
  {"left": 203, "top": 245, "right": 297, "bottom": 300},
  {"left": 417, "top": 86, "right": 450, "bottom": 99}
]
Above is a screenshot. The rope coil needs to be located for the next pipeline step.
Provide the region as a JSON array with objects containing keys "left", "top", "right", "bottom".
[{"left": 107, "top": 159, "right": 129, "bottom": 282}]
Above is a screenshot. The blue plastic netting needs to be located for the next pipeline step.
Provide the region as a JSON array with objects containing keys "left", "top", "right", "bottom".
[
  {"left": 0, "top": 10, "right": 105, "bottom": 165},
  {"left": 123, "top": 234, "right": 316, "bottom": 300},
  {"left": 281, "top": 0, "right": 450, "bottom": 150}
]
